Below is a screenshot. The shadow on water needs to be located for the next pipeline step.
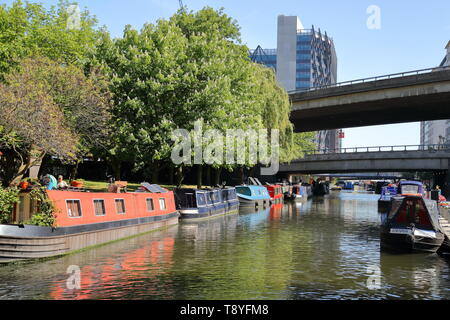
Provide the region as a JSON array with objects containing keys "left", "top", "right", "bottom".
[{"left": 0, "top": 191, "right": 450, "bottom": 299}]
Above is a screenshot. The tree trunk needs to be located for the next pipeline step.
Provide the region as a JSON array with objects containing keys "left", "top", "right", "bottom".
[
  {"left": 168, "top": 165, "right": 174, "bottom": 185},
  {"left": 248, "top": 166, "right": 255, "bottom": 178},
  {"left": 10, "top": 148, "right": 45, "bottom": 186},
  {"left": 151, "top": 161, "right": 160, "bottom": 184},
  {"left": 110, "top": 157, "right": 121, "bottom": 181},
  {"left": 214, "top": 167, "right": 222, "bottom": 186},
  {"left": 69, "top": 159, "right": 80, "bottom": 181},
  {"left": 206, "top": 166, "right": 211, "bottom": 187},
  {"left": 196, "top": 164, "right": 203, "bottom": 189},
  {"left": 175, "top": 165, "right": 185, "bottom": 188},
  {"left": 239, "top": 166, "right": 244, "bottom": 185}
]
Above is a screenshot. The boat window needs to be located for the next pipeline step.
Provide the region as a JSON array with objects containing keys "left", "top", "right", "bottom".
[
  {"left": 93, "top": 199, "right": 106, "bottom": 216},
  {"left": 205, "top": 193, "right": 212, "bottom": 205},
  {"left": 159, "top": 198, "right": 166, "bottom": 210},
  {"left": 146, "top": 198, "right": 154, "bottom": 211},
  {"left": 213, "top": 191, "right": 220, "bottom": 203},
  {"left": 115, "top": 199, "right": 126, "bottom": 214},
  {"left": 401, "top": 184, "right": 419, "bottom": 194},
  {"left": 236, "top": 187, "right": 251, "bottom": 196},
  {"left": 67, "top": 200, "right": 82, "bottom": 217},
  {"left": 196, "top": 193, "right": 205, "bottom": 206}
]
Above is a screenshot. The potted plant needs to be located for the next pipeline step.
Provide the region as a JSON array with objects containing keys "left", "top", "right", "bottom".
[
  {"left": 71, "top": 178, "right": 85, "bottom": 188},
  {"left": 19, "top": 180, "right": 29, "bottom": 190}
]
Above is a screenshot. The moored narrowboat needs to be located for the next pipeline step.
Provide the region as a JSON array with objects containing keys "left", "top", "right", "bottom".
[
  {"left": 264, "top": 184, "right": 283, "bottom": 204},
  {"left": 380, "top": 186, "right": 444, "bottom": 253},
  {"left": 174, "top": 187, "right": 239, "bottom": 220},
  {"left": 291, "top": 184, "right": 313, "bottom": 200},
  {"left": 282, "top": 183, "right": 295, "bottom": 201},
  {"left": 0, "top": 183, "right": 179, "bottom": 263},
  {"left": 235, "top": 185, "right": 270, "bottom": 209},
  {"left": 313, "top": 180, "right": 329, "bottom": 196},
  {"left": 378, "top": 184, "right": 398, "bottom": 213}
]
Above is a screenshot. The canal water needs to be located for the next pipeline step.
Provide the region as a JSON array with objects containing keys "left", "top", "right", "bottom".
[{"left": 1, "top": 191, "right": 450, "bottom": 300}]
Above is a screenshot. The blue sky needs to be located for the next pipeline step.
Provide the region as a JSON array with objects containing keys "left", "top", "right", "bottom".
[{"left": 4, "top": 0, "right": 450, "bottom": 148}]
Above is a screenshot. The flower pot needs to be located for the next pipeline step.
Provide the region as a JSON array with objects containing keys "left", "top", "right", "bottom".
[
  {"left": 71, "top": 181, "right": 84, "bottom": 188},
  {"left": 19, "top": 181, "right": 29, "bottom": 190}
]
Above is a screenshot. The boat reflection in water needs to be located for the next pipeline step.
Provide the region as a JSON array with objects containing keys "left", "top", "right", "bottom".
[{"left": 49, "top": 226, "right": 178, "bottom": 300}]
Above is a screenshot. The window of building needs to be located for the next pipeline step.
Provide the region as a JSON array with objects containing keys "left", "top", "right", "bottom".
[
  {"left": 115, "top": 199, "right": 126, "bottom": 214},
  {"left": 146, "top": 198, "right": 154, "bottom": 211},
  {"left": 93, "top": 199, "right": 106, "bottom": 216},
  {"left": 67, "top": 200, "right": 82, "bottom": 217},
  {"left": 159, "top": 198, "right": 166, "bottom": 210}
]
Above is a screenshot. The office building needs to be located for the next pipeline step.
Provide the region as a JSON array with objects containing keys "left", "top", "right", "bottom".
[
  {"left": 420, "top": 41, "right": 450, "bottom": 146},
  {"left": 250, "top": 15, "right": 340, "bottom": 151}
]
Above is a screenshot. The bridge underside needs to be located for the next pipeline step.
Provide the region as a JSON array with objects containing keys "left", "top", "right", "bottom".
[
  {"left": 289, "top": 69, "right": 450, "bottom": 132},
  {"left": 279, "top": 151, "right": 450, "bottom": 174},
  {"left": 290, "top": 92, "right": 450, "bottom": 132}
]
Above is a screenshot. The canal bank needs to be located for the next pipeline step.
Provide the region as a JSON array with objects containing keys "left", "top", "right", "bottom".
[{"left": 0, "top": 192, "right": 450, "bottom": 300}]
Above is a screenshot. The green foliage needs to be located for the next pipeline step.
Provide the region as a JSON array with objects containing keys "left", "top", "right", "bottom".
[
  {"left": 0, "top": 1, "right": 316, "bottom": 185},
  {"left": 0, "top": 0, "right": 100, "bottom": 80},
  {"left": 0, "top": 57, "right": 112, "bottom": 186},
  {"left": 27, "top": 184, "right": 57, "bottom": 227},
  {"left": 93, "top": 6, "right": 313, "bottom": 180},
  {"left": 0, "top": 186, "right": 19, "bottom": 224}
]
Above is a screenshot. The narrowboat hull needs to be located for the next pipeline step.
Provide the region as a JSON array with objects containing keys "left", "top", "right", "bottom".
[
  {"left": 377, "top": 199, "right": 391, "bottom": 213},
  {"left": 270, "top": 195, "right": 284, "bottom": 204},
  {"left": 179, "top": 201, "right": 239, "bottom": 220},
  {"left": 0, "top": 212, "right": 179, "bottom": 263},
  {"left": 380, "top": 228, "right": 444, "bottom": 253},
  {"left": 237, "top": 197, "right": 270, "bottom": 208},
  {"left": 284, "top": 193, "right": 297, "bottom": 201}
]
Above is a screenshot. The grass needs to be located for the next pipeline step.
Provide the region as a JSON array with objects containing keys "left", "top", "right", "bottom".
[{"left": 82, "top": 180, "right": 197, "bottom": 192}]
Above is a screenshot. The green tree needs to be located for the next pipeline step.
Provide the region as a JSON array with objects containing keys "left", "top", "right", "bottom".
[
  {"left": 94, "top": 6, "right": 316, "bottom": 186},
  {"left": 0, "top": 0, "right": 100, "bottom": 80},
  {"left": 0, "top": 57, "right": 111, "bottom": 186}
]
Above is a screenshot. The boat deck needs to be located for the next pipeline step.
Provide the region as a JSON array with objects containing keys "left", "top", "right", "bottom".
[{"left": 439, "top": 216, "right": 450, "bottom": 238}]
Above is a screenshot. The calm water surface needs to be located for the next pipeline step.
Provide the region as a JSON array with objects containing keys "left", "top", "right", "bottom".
[{"left": 1, "top": 191, "right": 450, "bottom": 300}]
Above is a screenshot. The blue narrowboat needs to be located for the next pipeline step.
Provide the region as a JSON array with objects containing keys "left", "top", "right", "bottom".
[
  {"left": 378, "top": 184, "right": 398, "bottom": 213},
  {"left": 235, "top": 185, "right": 271, "bottom": 208},
  {"left": 343, "top": 181, "right": 354, "bottom": 190},
  {"left": 174, "top": 187, "right": 239, "bottom": 219}
]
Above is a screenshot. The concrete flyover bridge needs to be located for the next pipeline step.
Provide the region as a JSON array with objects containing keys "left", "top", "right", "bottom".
[
  {"left": 289, "top": 66, "right": 450, "bottom": 132},
  {"left": 280, "top": 144, "right": 450, "bottom": 173},
  {"left": 279, "top": 144, "right": 450, "bottom": 195}
]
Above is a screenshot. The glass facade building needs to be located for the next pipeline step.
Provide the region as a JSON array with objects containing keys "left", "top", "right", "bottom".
[
  {"left": 250, "top": 28, "right": 337, "bottom": 91},
  {"left": 250, "top": 16, "right": 340, "bottom": 152}
]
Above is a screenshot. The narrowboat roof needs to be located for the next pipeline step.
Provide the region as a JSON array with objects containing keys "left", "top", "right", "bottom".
[
  {"left": 399, "top": 180, "right": 423, "bottom": 186},
  {"left": 235, "top": 185, "right": 270, "bottom": 200},
  {"left": 388, "top": 196, "right": 441, "bottom": 232}
]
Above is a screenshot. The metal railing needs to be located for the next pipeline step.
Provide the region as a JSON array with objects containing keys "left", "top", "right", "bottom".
[
  {"left": 303, "top": 144, "right": 450, "bottom": 156},
  {"left": 288, "top": 65, "right": 450, "bottom": 94}
]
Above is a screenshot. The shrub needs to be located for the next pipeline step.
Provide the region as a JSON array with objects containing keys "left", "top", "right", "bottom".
[{"left": 0, "top": 187, "right": 19, "bottom": 224}]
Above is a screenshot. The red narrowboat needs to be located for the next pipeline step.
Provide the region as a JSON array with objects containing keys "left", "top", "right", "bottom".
[
  {"left": 264, "top": 184, "right": 283, "bottom": 204},
  {"left": 0, "top": 183, "right": 179, "bottom": 263}
]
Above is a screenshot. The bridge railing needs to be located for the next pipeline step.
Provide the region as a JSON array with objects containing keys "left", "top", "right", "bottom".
[
  {"left": 288, "top": 65, "right": 450, "bottom": 94},
  {"left": 303, "top": 144, "right": 450, "bottom": 156}
]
